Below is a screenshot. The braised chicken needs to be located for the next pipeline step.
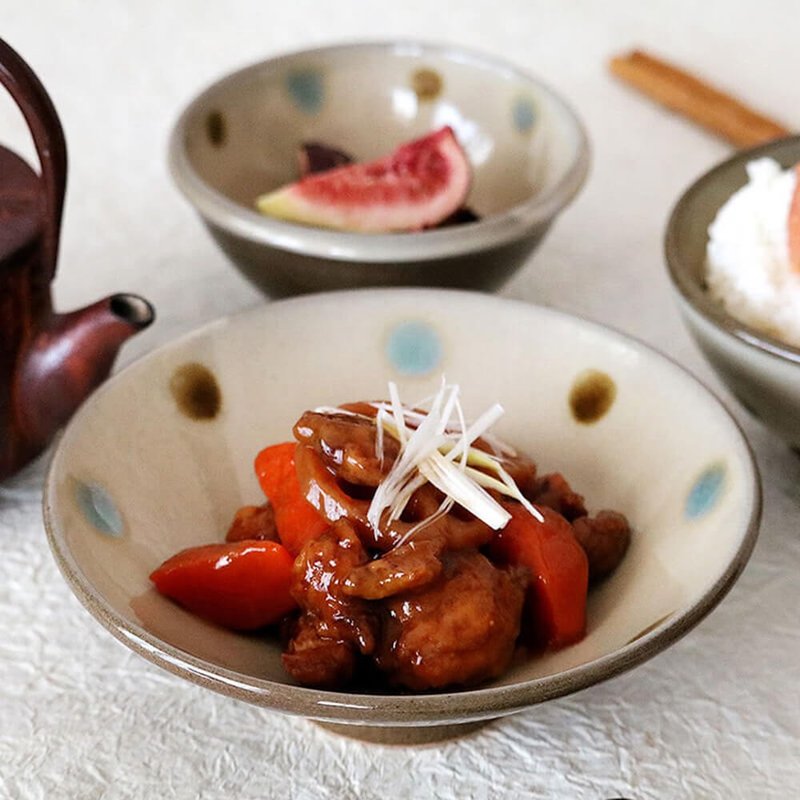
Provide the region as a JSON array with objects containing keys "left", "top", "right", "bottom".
[{"left": 152, "top": 388, "right": 633, "bottom": 693}]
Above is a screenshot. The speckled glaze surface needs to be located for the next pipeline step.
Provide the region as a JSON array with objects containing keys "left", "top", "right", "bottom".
[
  {"left": 43, "top": 289, "right": 760, "bottom": 729},
  {"left": 168, "top": 42, "right": 589, "bottom": 297},
  {"left": 665, "top": 135, "right": 800, "bottom": 448}
]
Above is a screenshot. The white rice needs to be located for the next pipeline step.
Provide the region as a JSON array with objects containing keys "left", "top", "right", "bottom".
[{"left": 706, "top": 157, "right": 800, "bottom": 348}]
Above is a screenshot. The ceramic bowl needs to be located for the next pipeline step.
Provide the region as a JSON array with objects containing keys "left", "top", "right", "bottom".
[
  {"left": 44, "top": 290, "right": 760, "bottom": 740},
  {"left": 168, "top": 42, "right": 589, "bottom": 297},
  {"left": 665, "top": 135, "right": 800, "bottom": 449}
]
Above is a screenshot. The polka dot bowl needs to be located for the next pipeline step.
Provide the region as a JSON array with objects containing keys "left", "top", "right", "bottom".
[
  {"left": 43, "top": 290, "right": 760, "bottom": 741},
  {"left": 168, "top": 41, "right": 589, "bottom": 297}
]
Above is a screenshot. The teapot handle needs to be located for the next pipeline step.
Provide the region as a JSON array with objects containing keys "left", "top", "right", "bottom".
[{"left": 0, "top": 38, "right": 67, "bottom": 280}]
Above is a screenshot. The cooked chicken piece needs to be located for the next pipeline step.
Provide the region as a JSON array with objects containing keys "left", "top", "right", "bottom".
[
  {"left": 342, "top": 539, "right": 444, "bottom": 600},
  {"left": 529, "top": 472, "right": 588, "bottom": 521},
  {"left": 376, "top": 551, "right": 528, "bottom": 691},
  {"left": 282, "top": 612, "right": 356, "bottom": 688},
  {"left": 572, "top": 510, "right": 631, "bottom": 581},
  {"left": 401, "top": 484, "right": 494, "bottom": 551},
  {"left": 291, "top": 520, "right": 376, "bottom": 654},
  {"left": 293, "top": 410, "right": 399, "bottom": 487},
  {"left": 224, "top": 503, "right": 278, "bottom": 543}
]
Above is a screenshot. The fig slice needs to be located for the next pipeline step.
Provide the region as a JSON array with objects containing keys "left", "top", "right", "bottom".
[
  {"left": 788, "top": 164, "right": 800, "bottom": 273},
  {"left": 256, "top": 126, "right": 471, "bottom": 233}
]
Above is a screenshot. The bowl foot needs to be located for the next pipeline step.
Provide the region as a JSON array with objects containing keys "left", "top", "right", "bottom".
[{"left": 315, "top": 718, "right": 492, "bottom": 745}]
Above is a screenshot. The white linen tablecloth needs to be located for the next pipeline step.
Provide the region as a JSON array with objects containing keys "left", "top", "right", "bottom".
[{"left": 2, "top": 1, "right": 799, "bottom": 797}]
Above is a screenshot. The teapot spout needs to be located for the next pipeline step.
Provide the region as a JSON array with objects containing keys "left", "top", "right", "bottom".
[{"left": 15, "top": 293, "right": 155, "bottom": 458}]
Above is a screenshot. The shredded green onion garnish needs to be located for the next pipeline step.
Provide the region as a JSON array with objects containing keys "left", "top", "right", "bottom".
[{"left": 360, "top": 381, "right": 543, "bottom": 541}]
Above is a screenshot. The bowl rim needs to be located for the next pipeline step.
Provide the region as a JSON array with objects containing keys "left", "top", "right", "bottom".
[
  {"left": 167, "top": 39, "right": 591, "bottom": 264},
  {"left": 42, "top": 289, "right": 762, "bottom": 727},
  {"left": 664, "top": 133, "right": 800, "bottom": 366}
]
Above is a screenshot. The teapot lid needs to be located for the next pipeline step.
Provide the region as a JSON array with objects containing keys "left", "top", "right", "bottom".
[{"left": 0, "top": 145, "right": 41, "bottom": 263}]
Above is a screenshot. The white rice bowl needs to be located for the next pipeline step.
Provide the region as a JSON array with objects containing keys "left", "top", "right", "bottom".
[{"left": 706, "top": 157, "right": 800, "bottom": 347}]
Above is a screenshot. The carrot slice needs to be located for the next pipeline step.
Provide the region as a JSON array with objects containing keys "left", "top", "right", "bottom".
[
  {"left": 150, "top": 540, "right": 296, "bottom": 630},
  {"left": 254, "top": 442, "right": 330, "bottom": 556},
  {"left": 490, "top": 502, "right": 589, "bottom": 649}
]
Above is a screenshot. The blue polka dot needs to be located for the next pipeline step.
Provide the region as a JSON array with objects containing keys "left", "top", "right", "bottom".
[
  {"left": 513, "top": 98, "right": 536, "bottom": 133},
  {"left": 685, "top": 463, "right": 726, "bottom": 519},
  {"left": 286, "top": 69, "right": 324, "bottom": 114},
  {"left": 386, "top": 321, "right": 442, "bottom": 376},
  {"left": 76, "top": 481, "right": 124, "bottom": 537}
]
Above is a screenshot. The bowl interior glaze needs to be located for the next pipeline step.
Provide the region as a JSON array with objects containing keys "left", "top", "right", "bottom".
[{"left": 44, "top": 290, "right": 760, "bottom": 727}]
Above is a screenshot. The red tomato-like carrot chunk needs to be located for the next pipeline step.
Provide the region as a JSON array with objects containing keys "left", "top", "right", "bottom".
[
  {"left": 490, "top": 502, "right": 589, "bottom": 649},
  {"left": 254, "top": 442, "right": 330, "bottom": 556},
  {"left": 150, "top": 540, "right": 296, "bottom": 630}
]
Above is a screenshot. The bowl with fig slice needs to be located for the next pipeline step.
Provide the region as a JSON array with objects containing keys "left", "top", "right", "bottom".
[{"left": 169, "top": 41, "right": 589, "bottom": 296}]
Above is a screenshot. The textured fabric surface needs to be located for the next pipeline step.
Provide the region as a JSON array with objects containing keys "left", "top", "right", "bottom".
[{"left": 2, "top": 1, "right": 799, "bottom": 797}]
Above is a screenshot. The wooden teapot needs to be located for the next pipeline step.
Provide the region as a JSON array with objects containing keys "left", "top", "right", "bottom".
[{"left": 0, "top": 38, "right": 154, "bottom": 481}]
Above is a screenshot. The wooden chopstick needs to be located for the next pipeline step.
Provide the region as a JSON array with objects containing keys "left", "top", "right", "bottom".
[{"left": 609, "top": 49, "right": 790, "bottom": 149}]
